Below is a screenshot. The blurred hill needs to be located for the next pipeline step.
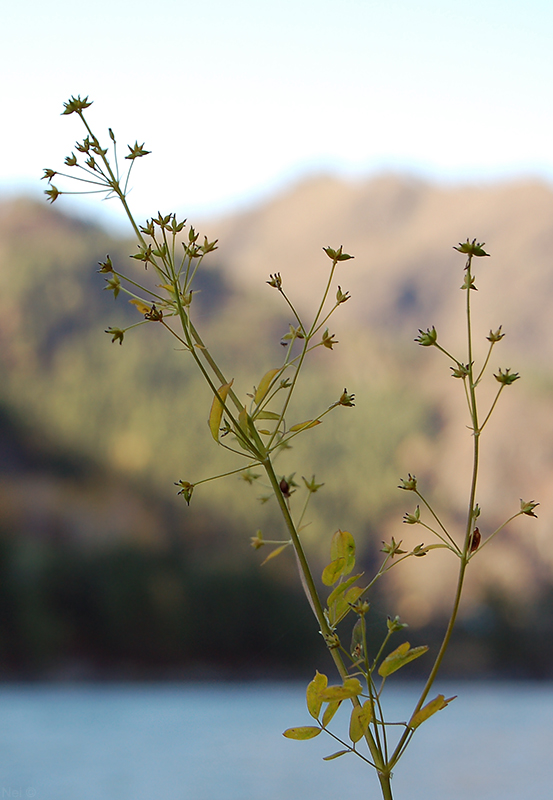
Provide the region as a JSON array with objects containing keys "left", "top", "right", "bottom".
[{"left": 1, "top": 175, "right": 553, "bottom": 677}]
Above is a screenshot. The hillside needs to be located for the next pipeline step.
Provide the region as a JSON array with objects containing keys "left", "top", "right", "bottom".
[{"left": 1, "top": 176, "right": 553, "bottom": 675}]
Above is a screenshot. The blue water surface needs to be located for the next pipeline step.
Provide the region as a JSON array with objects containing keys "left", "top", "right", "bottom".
[{"left": 0, "top": 681, "right": 550, "bottom": 799}]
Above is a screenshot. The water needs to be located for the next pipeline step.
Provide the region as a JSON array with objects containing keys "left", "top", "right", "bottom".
[{"left": 0, "top": 681, "right": 551, "bottom": 799}]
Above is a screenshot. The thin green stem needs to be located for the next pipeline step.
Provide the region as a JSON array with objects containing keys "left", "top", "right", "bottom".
[{"left": 479, "top": 385, "right": 505, "bottom": 432}]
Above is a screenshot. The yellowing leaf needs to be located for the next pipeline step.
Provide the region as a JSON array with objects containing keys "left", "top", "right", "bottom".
[
  {"left": 409, "top": 694, "right": 456, "bottom": 730},
  {"left": 330, "top": 530, "right": 356, "bottom": 576},
  {"left": 289, "top": 420, "right": 322, "bottom": 432},
  {"left": 322, "top": 557, "right": 346, "bottom": 586},
  {"left": 349, "top": 701, "right": 373, "bottom": 743},
  {"left": 208, "top": 380, "right": 233, "bottom": 441},
  {"left": 129, "top": 299, "right": 152, "bottom": 315},
  {"left": 329, "top": 586, "right": 365, "bottom": 626},
  {"left": 260, "top": 544, "right": 289, "bottom": 565},
  {"left": 320, "top": 678, "right": 363, "bottom": 701},
  {"left": 283, "top": 726, "right": 321, "bottom": 740},
  {"left": 326, "top": 574, "right": 363, "bottom": 609},
  {"left": 322, "top": 700, "right": 342, "bottom": 727},
  {"left": 378, "top": 642, "right": 429, "bottom": 678},
  {"left": 323, "top": 750, "right": 350, "bottom": 761},
  {"left": 254, "top": 368, "right": 281, "bottom": 405},
  {"left": 255, "top": 410, "right": 281, "bottom": 420},
  {"left": 306, "top": 671, "right": 328, "bottom": 719}
]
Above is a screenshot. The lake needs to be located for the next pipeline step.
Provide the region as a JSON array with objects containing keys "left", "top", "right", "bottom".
[{"left": 0, "top": 681, "right": 550, "bottom": 799}]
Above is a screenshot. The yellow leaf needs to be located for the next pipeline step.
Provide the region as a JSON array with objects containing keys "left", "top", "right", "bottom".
[
  {"left": 323, "top": 750, "right": 349, "bottom": 761},
  {"left": 208, "top": 380, "right": 233, "bottom": 441},
  {"left": 320, "top": 678, "right": 363, "bottom": 701},
  {"left": 254, "top": 368, "right": 281, "bottom": 405},
  {"left": 378, "top": 642, "right": 429, "bottom": 678},
  {"left": 129, "top": 299, "right": 152, "bottom": 315},
  {"left": 349, "top": 701, "right": 373, "bottom": 743},
  {"left": 329, "top": 586, "right": 364, "bottom": 626},
  {"left": 322, "top": 701, "right": 341, "bottom": 727},
  {"left": 306, "top": 671, "right": 328, "bottom": 719},
  {"left": 289, "top": 420, "right": 322, "bottom": 432},
  {"left": 283, "top": 726, "right": 321, "bottom": 740},
  {"left": 326, "top": 574, "right": 363, "bottom": 608},
  {"left": 330, "top": 530, "right": 355, "bottom": 576},
  {"left": 260, "top": 544, "right": 289, "bottom": 565},
  {"left": 409, "top": 694, "right": 456, "bottom": 730},
  {"left": 321, "top": 557, "right": 345, "bottom": 586}
]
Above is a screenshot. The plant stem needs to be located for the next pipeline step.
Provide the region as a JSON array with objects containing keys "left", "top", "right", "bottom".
[{"left": 262, "top": 456, "right": 393, "bottom": 799}]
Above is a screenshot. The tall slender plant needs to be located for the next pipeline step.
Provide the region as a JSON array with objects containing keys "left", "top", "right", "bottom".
[{"left": 43, "top": 95, "right": 538, "bottom": 800}]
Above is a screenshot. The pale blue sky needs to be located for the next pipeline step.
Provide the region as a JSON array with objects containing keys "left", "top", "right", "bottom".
[{"left": 2, "top": 0, "right": 553, "bottom": 229}]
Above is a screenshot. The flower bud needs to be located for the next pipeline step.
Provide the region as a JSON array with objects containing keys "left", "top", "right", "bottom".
[{"left": 415, "top": 327, "right": 437, "bottom": 347}]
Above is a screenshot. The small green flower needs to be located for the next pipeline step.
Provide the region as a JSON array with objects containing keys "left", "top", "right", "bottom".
[
  {"left": 125, "top": 141, "right": 151, "bottom": 160},
  {"left": 201, "top": 236, "right": 218, "bottom": 254},
  {"left": 381, "top": 537, "right": 407, "bottom": 556},
  {"left": 323, "top": 245, "right": 354, "bottom": 262},
  {"left": 494, "top": 367, "right": 520, "bottom": 386},
  {"left": 403, "top": 505, "right": 420, "bottom": 524},
  {"left": 98, "top": 255, "right": 114, "bottom": 273},
  {"left": 520, "top": 499, "right": 539, "bottom": 517},
  {"left": 399, "top": 474, "right": 417, "bottom": 491},
  {"left": 75, "top": 137, "right": 92, "bottom": 154},
  {"left": 487, "top": 326, "right": 505, "bottom": 343},
  {"left": 250, "top": 530, "right": 265, "bottom": 549},
  {"left": 415, "top": 327, "right": 437, "bottom": 346},
  {"left": 322, "top": 329, "right": 338, "bottom": 349},
  {"left": 267, "top": 273, "right": 282, "bottom": 289},
  {"left": 131, "top": 244, "right": 153, "bottom": 265},
  {"left": 387, "top": 615, "right": 408, "bottom": 632},
  {"left": 175, "top": 480, "right": 194, "bottom": 505},
  {"left": 453, "top": 239, "right": 490, "bottom": 258},
  {"left": 104, "top": 275, "right": 121, "bottom": 299},
  {"left": 351, "top": 599, "right": 370, "bottom": 616},
  {"left": 41, "top": 168, "right": 57, "bottom": 181},
  {"left": 336, "top": 286, "right": 350, "bottom": 304},
  {"left": 338, "top": 388, "right": 355, "bottom": 407},
  {"left": 105, "top": 327, "right": 125, "bottom": 345},
  {"left": 44, "top": 185, "right": 61, "bottom": 203},
  {"left": 450, "top": 363, "right": 470, "bottom": 379},
  {"left": 62, "top": 95, "right": 93, "bottom": 115},
  {"left": 302, "top": 475, "right": 324, "bottom": 493}
]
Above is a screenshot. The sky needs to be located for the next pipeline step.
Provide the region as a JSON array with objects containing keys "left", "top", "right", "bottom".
[{"left": 2, "top": 0, "right": 553, "bottom": 231}]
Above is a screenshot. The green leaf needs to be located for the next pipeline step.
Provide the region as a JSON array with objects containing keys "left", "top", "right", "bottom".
[
  {"left": 322, "top": 701, "right": 342, "bottom": 727},
  {"left": 320, "top": 678, "right": 363, "bottom": 701},
  {"left": 330, "top": 530, "right": 355, "bottom": 576},
  {"left": 260, "top": 544, "right": 289, "bottom": 565},
  {"left": 378, "top": 642, "right": 429, "bottom": 677},
  {"left": 327, "top": 574, "right": 363, "bottom": 608},
  {"left": 306, "top": 671, "right": 328, "bottom": 719},
  {"left": 254, "top": 368, "right": 281, "bottom": 405},
  {"left": 321, "top": 557, "right": 345, "bottom": 586},
  {"left": 289, "top": 419, "right": 322, "bottom": 432},
  {"left": 409, "top": 694, "right": 456, "bottom": 730},
  {"left": 255, "top": 410, "right": 281, "bottom": 420},
  {"left": 328, "top": 585, "right": 365, "bottom": 626},
  {"left": 323, "top": 750, "right": 350, "bottom": 761},
  {"left": 283, "top": 726, "right": 321, "bottom": 740},
  {"left": 208, "top": 380, "right": 233, "bottom": 441},
  {"left": 349, "top": 701, "right": 373, "bottom": 743}
]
